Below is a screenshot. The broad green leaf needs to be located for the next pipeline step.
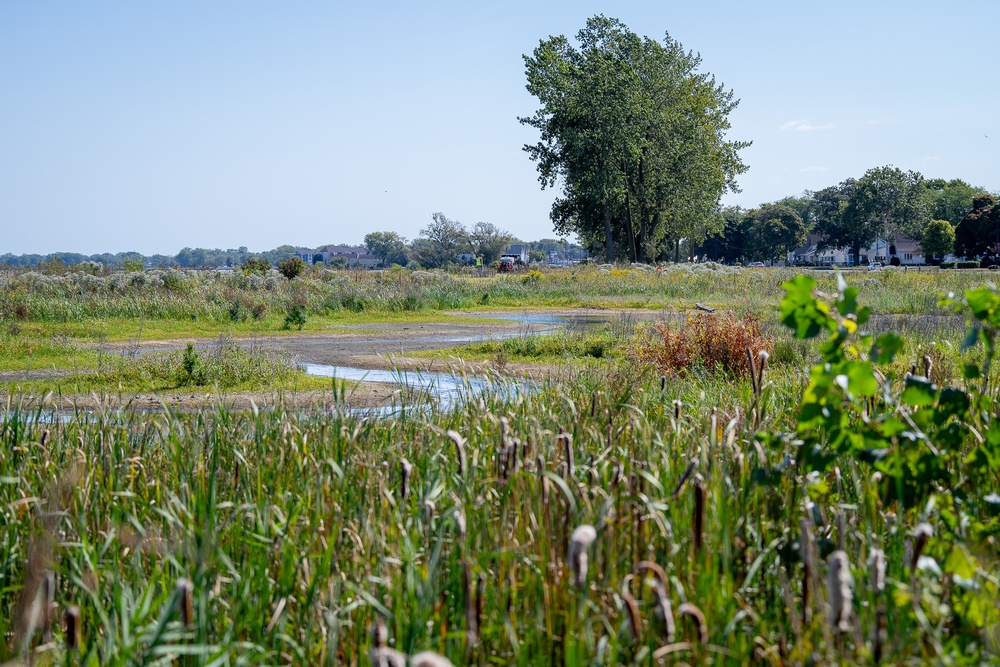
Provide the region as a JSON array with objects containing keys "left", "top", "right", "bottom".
[
  {"left": 869, "top": 333, "right": 904, "bottom": 365},
  {"left": 944, "top": 545, "right": 977, "bottom": 579}
]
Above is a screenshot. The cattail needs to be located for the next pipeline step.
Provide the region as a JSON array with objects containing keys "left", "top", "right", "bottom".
[
  {"left": 64, "top": 605, "right": 81, "bottom": 651},
  {"left": 423, "top": 500, "right": 436, "bottom": 547},
  {"left": 868, "top": 548, "right": 886, "bottom": 593},
  {"left": 446, "top": 431, "right": 467, "bottom": 477},
  {"left": 673, "top": 400, "right": 682, "bottom": 420},
  {"left": 176, "top": 578, "right": 194, "bottom": 627},
  {"left": 746, "top": 347, "right": 759, "bottom": 396},
  {"left": 636, "top": 561, "right": 674, "bottom": 642},
  {"left": 677, "top": 602, "right": 708, "bottom": 645},
  {"left": 476, "top": 573, "right": 485, "bottom": 636},
  {"left": 757, "top": 350, "right": 769, "bottom": 394},
  {"left": 660, "top": 375, "right": 666, "bottom": 392},
  {"left": 911, "top": 523, "right": 933, "bottom": 573},
  {"left": 836, "top": 510, "right": 847, "bottom": 551},
  {"left": 559, "top": 432, "right": 574, "bottom": 479},
  {"left": 454, "top": 508, "right": 467, "bottom": 541},
  {"left": 463, "top": 562, "right": 478, "bottom": 648},
  {"left": 621, "top": 591, "right": 641, "bottom": 642},
  {"left": 923, "top": 354, "right": 933, "bottom": 379},
  {"left": 671, "top": 458, "right": 697, "bottom": 498},
  {"left": 692, "top": 474, "right": 706, "bottom": 553},
  {"left": 369, "top": 620, "right": 407, "bottom": 667},
  {"left": 568, "top": 524, "right": 597, "bottom": 588},
  {"left": 42, "top": 571, "right": 55, "bottom": 640},
  {"left": 400, "top": 458, "right": 413, "bottom": 500},
  {"left": 234, "top": 457, "right": 241, "bottom": 491},
  {"left": 826, "top": 550, "right": 853, "bottom": 633},
  {"left": 410, "top": 651, "right": 456, "bottom": 667},
  {"left": 873, "top": 604, "right": 887, "bottom": 664},
  {"left": 40, "top": 429, "right": 49, "bottom": 447}
]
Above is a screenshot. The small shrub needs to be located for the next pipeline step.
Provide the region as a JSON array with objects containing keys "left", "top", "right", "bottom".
[
  {"left": 957, "top": 261, "right": 981, "bottom": 269},
  {"left": 278, "top": 257, "right": 306, "bottom": 280},
  {"left": 228, "top": 301, "right": 248, "bottom": 322},
  {"left": 241, "top": 257, "right": 271, "bottom": 276},
  {"left": 251, "top": 303, "right": 267, "bottom": 320},
  {"left": 121, "top": 257, "right": 144, "bottom": 273},
  {"left": 180, "top": 343, "right": 205, "bottom": 385},
  {"left": 283, "top": 305, "right": 307, "bottom": 330},
  {"left": 522, "top": 269, "right": 544, "bottom": 285}
]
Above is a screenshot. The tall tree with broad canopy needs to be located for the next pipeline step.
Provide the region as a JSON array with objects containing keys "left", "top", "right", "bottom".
[
  {"left": 364, "top": 231, "right": 409, "bottom": 267},
  {"left": 843, "top": 166, "right": 929, "bottom": 258},
  {"left": 468, "top": 222, "right": 515, "bottom": 264},
  {"left": 920, "top": 219, "right": 955, "bottom": 259},
  {"left": 954, "top": 195, "right": 999, "bottom": 259},
  {"left": 520, "top": 15, "right": 749, "bottom": 263},
  {"left": 922, "top": 178, "right": 989, "bottom": 227},
  {"left": 413, "top": 213, "right": 470, "bottom": 268},
  {"left": 744, "top": 203, "right": 807, "bottom": 264}
]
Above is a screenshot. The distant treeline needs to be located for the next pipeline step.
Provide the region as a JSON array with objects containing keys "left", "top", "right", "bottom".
[
  {"left": 0, "top": 238, "right": 587, "bottom": 270},
  {"left": 0, "top": 245, "right": 302, "bottom": 269}
]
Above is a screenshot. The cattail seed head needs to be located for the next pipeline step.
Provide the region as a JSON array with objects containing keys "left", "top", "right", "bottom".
[
  {"left": 868, "top": 548, "right": 886, "bottom": 593},
  {"left": 826, "top": 550, "right": 853, "bottom": 633},
  {"left": 454, "top": 508, "right": 467, "bottom": 541},
  {"left": 677, "top": 602, "right": 708, "bottom": 645},
  {"left": 621, "top": 591, "right": 641, "bottom": 642},
  {"left": 446, "top": 431, "right": 467, "bottom": 477},
  {"left": 923, "top": 354, "right": 933, "bottom": 379},
  {"left": 692, "top": 473, "right": 706, "bottom": 553},
  {"left": 64, "top": 605, "right": 81, "bottom": 651},
  {"left": 400, "top": 458, "right": 413, "bottom": 500},
  {"left": 176, "top": 578, "right": 194, "bottom": 627},
  {"left": 673, "top": 400, "right": 682, "bottom": 420},
  {"left": 559, "top": 432, "right": 574, "bottom": 479},
  {"left": 370, "top": 619, "right": 407, "bottom": 667},
  {"left": 409, "top": 651, "right": 456, "bottom": 667},
  {"left": 568, "top": 524, "right": 597, "bottom": 588}
]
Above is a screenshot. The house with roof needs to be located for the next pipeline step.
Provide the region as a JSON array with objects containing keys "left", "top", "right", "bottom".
[
  {"left": 296, "top": 245, "right": 379, "bottom": 268},
  {"left": 866, "top": 234, "right": 925, "bottom": 266},
  {"left": 788, "top": 235, "right": 852, "bottom": 266}
]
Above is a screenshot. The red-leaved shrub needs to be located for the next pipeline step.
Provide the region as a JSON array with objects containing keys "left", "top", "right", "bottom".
[{"left": 637, "top": 311, "right": 773, "bottom": 378}]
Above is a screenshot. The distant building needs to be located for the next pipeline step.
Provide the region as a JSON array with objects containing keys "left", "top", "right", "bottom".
[
  {"left": 789, "top": 235, "right": 852, "bottom": 266},
  {"left": 503, "top": 244, "right": 529, "bottom": 263},
  {"left": 298, "top": 245, "right": 379, "bottom": 268}
]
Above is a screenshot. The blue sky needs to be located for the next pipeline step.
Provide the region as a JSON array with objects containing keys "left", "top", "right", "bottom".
[{"left": 1, "top": 1, "right": 996, "bottom": 254}]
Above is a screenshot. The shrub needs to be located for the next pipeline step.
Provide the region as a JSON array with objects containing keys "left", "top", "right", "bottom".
[
  {"left": 278, "top": 257, "right": 307, "bottom": 280},
  {"left": 180, "top": 343, "right": 204, "bottom": 385},
  {"left": 241, "top": 257, "right": 271, "bottom": 276},
  {"left": 522, "top": 269, "right": 544, "bottom": 285},
  {"left": 283, "top": 304, "right": 307, "bottom": 330},
  {"left": 957, "top": 261, "right": 981, "bottom": 269},
  {"left": 636, "top": 311, "right": 773, "bottom": 377}
]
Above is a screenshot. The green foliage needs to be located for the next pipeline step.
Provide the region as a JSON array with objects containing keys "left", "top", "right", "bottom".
[
  {"left": 241, "top": 256, "right": 271, "bottom": 276},
  {"left": 277, "top": 256, "right": 306, "bottom": 280},
  {"left": 364, "top": 230, "right": 409, "bottom": 267},
  {"left": 180, "top": 342, "right": 204, "bottom": 385},
  {"left": 744, "top": 203, "right": 807, "bottom": 262},
  {"left": 521, "top": 15, "right": 748, "bottom": 263},
  {"left": 955, "top": 195, "right": 998, "bottom": 259},
  {"left": 283, "top": 304, "right": 307, "bottom": 330},
  {"left": 922, "top": 219, "right": 956, "bottom": 257},
  {"left": 121, "top": 257, "right": 144, "bottom": 273}
]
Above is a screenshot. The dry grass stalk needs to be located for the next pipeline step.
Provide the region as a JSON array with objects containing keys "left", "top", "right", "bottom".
[
  {"left": 826, "top": 551, "right": 853, "bottom": 633},
  {"left": 671, "top": 458, "right": 697, "bottom": 499},
  {"left": 568, "top": 524, "right": 597, "bottom": 588},
  {"left": 873, "top": 604, "right": 887, "bottom": 664},
  {"left": 800, "top": 517, "right": 815, "bottom": 626},
  {"left": 422, "top": 499, "right": 436, "bottom": 547},
  {"left": 463, "top": 561, "right": 478, "bottom": 648},
  {"left": 677, "top": 602, "right": 708, "bottom": 645}
]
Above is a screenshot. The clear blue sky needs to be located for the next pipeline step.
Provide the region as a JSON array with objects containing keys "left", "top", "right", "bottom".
[{"left": 2, "top": 1, "right": 996, "bottom": 255}]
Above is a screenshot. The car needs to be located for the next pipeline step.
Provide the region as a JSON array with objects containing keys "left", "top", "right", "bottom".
[
  {"left": 748, "top": 261, "right": 766, "bottom": 268},
  {"left": 868, "top": 262, "right": 882, "bottom": 271}
]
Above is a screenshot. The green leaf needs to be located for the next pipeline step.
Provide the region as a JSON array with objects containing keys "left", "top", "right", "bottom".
[
  {"left": 962, "top": 363, "right": 981, "bottom": 379},
  {"left": 944, "top": 545, "right": 977, "bottom": 579},
  {"left": 961, "top": 327, "right": 981, "bottom": 352},
  {"left": 845, "top": 361, "right": 878, "bottom": 397},
  {"left": 901, "top": 375, "right": 937, "bottom": 407},
  {"left": 869, "top": 333, "right": 904, "bottom": 365}
]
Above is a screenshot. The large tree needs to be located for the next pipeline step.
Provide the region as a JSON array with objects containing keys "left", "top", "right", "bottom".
[
  {"left": 364, "top": 231, "right": 409, "bottom": 267},
  {"left": 844, "top": 166, "right": 929, "bottom": 251},
  {"left": 923, "top": 178, "right": 989, "bottom": 227},
  {"left": 920, "top": 219, "right": 955, "bottom": 259},
  {"left": 520, "top": 15, "right": 748, "bottom": 263},
  {"left": 413, "top": 213, "right": 469, "bottom": 268},
  {"left": 744, "top": 203, "right": 807, "bottom": 264},
  {"left": 954, "top": 195, "right": 999, "bottom": 258},
  {"left": 468, "top": 222, "right": 514, "bottom": 264}
]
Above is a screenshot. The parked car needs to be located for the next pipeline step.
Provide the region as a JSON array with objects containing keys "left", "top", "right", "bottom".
[
  {"left": 748, "top": 261, "right": 766, "bottom": 268},
  {"left": 868, "top": 262, "right": 883, "bottom": 271}
]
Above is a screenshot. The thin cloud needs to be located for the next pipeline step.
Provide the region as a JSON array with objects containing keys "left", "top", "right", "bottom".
[
  {"left": 799, "top": 165, "right": 829, "bottom": 173},
  {"left": 779, "top": 120, "right": 834, "bottom": 132},
  {"left": 866, "top": 118, "right": 895, "bottom": 126}
]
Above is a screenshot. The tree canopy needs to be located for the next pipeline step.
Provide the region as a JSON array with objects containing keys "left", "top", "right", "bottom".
[
  {"left": 921, "top": 219, "right": 955, "bottom": 258},
  {"left": 744, "top": 204, "right": 807, "bottom": 263},
  {"left": 521, "top": 15, "right": 748, "bottom": 263},
  {"left": 955, "top": 196, "right": 999, "bottom": 258}
]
